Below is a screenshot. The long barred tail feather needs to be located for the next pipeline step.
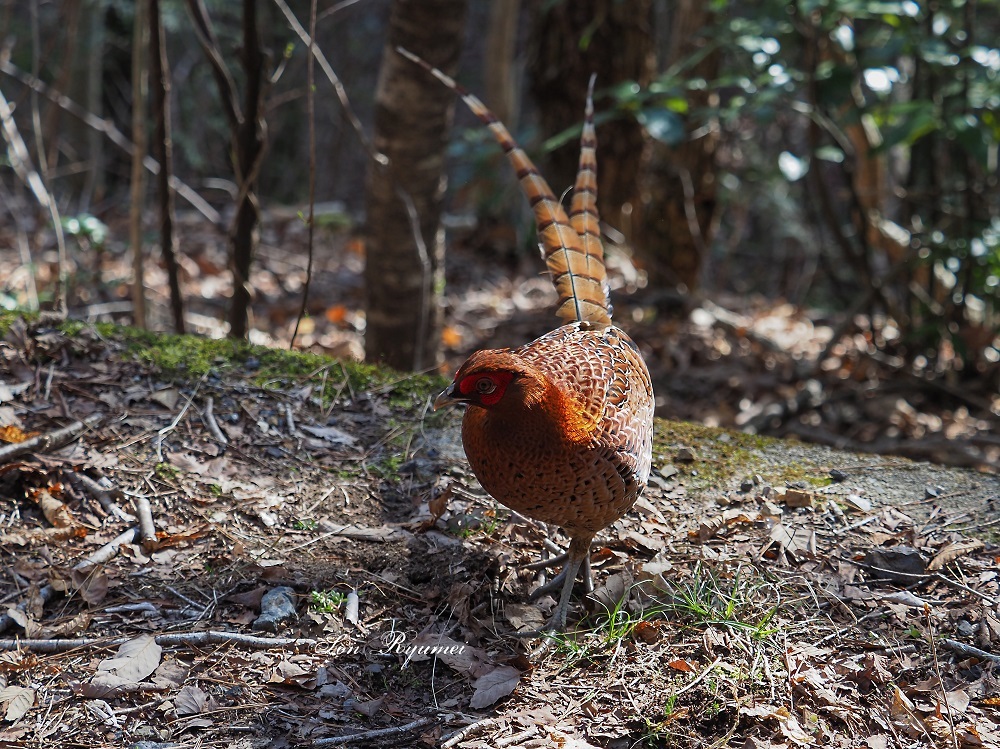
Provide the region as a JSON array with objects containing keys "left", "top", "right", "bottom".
[
  {"left": 397, "top": 47, "right": 612, "bottom": 326},
  {"left": 569, "top": 74, "right": 612, "bottom": 321}
]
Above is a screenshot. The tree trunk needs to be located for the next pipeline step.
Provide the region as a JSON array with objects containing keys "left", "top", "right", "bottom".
[
  {"left": 227, "top": 0, "right": 268, "bottom": 339},
  {"left": 149, "top": 0, "right": 184, "bottom": 333},
  {"left": 363, "top": 0, "right": 468, "bottom": 371},
  {"left": 485, "top": 0, "right": 520, "bottom": 129},
  {"left": 635, "top": 0, "right": 719, "bottom": 292},
  {"left": 526, "top": 0, "right": 654, "bottom": 248},
  {"left": 129, "top": 0, "right": 149, "bottom": 329}
]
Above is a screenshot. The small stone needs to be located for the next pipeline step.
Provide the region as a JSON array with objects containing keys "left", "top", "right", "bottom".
[
  {"left": 925, "top": 485, "right": 943, "bottom": 499},
  {"left": 863, "top": 546, "right": 927, "bottom": 583},
  {"left": 761, "top": 500, "right": 783, "bottom": 517},
  {"left": 843, "top": 494, "right": 872, "bottom": 512},
  {"left": 252, "top": 586, "right": 298, "bottom": 632},
  {"left": 785, "top": 488, "right": 815, "bottom": 508},
  {"left": 658, "top": 464, "right": 679, "bottom": 479},
  {"left": 675, "top": 447, "right": 696, "bottom": 463},
  {"left": 740, "top": 478, "right": 754, "bottom": 493},
  {"left": 956, "top": 620, "right": 977, "bottom": 638},
  {"left": 829, "top": 468, "right": 848, "bottom": 482},
  {"left": 753, "top": 474, "right": 764, "bottom": 486}
]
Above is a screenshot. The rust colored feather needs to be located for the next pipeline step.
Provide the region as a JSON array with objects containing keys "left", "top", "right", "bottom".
[{"left": 397, "top": 47, "right": 612, "bottom": 326}]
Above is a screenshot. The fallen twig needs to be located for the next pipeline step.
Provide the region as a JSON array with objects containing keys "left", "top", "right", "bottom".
[
  {"left": 0, "top": 585, "right": 55, "bottom": 635},
  {"left": 73, "top": 528, "right": 139, "bottom": 571},
  {"left": 840, "top": 556, "right": 999, "bottom": 606},
  {"left": 0, "top": 413, "right": 103, "bottom": 464},
  {"left": 440, "top": 717, "right": 500, "bottom": 748},
  {"left": 67, "top": 471, "right": 134, "bottom": 522},
  {"left": 940, "top": 639, "right": 1000, "bottom": 665},
  {"left": 674, "top": 656, "right": 723, "bottom": 697},
  {"left": 134, "top": 497, "right": 157, "bottom": 550},
  {"left": 0, "top": 630, "right": 318, "bottom": 652},
  {"left": 202, "top": 396, "right": 228, "bottom": 446},
  {"left": 313, "top": 716, "right": 436, "bottom": 746}
]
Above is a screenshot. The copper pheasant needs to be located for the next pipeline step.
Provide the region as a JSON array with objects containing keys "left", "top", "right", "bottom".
[{"left": 402, "top": 50, "right": 655, "bottom": 630}]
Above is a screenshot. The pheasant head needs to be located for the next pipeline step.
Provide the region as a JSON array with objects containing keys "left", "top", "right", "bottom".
[{"left": 434, "top": 350, "right": 549, "bottom": 413}]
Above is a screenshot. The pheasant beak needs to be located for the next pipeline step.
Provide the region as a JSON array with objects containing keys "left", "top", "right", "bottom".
[{"left": 433, "top": 385, "right": 465, "bottom": 411}]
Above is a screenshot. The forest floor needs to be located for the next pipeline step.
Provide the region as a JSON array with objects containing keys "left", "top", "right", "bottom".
[
  {"left": 0, "top": 210, "right": 999, "bottom": 747},
  {"left": 0, "top": 314, "right": 998, "bottom": 749}
]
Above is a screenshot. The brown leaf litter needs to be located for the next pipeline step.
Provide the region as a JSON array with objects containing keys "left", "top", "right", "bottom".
[{"left": 0, "top": 319, "right": 998, "bottom": 747}]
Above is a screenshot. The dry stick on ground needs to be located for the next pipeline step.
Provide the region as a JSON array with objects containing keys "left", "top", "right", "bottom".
[
  {"left": 0, "top": 585, "right": 56, "bottom": 635},
  {"left": 314, "top": 716, "right": 436, "bottom": 746},
  {"left": 153, "top": 374, "right": 206, "bottom": 461},
  {"left": 202, "top": 396, "right": 228, "bottom": 447},
  {"left": 440, "top": 717, "right": 500, "bottom": 748},
  {"left": 73, "top": 527, "right": 139, "bottom": 572},
  {"left": 941, "top": 639, "right": 1000, "bottom": 665},
  {"left": 0, "top": 630, "right": 318, "bottom": 653},
  {"left": 0, "top": 60, "right": 220, "bottom": 224},
  {"left": 66, "top": 471, "right": 134, "bottom": 522},
  {"left": 842, "top": 556, "right": 1000, "bottom": 607},
  {"left": 134, "top": 496, "right": 157, "bottom": 550},
  {"left": 926, "top": 605, "right": 959, "bottom": 749},
  {"left": 0, "top": 527, "right": 137, "bottom": 636},
  {"left": 0, "top": 413, "right": 103, "bottom": 464}
]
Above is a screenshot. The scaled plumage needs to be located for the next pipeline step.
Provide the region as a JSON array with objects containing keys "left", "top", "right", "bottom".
[{"left": 405, "top": 49, "right": 655, "bottom": 630}]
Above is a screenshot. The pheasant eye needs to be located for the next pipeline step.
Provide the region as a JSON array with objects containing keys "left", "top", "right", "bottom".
[{"left": 475, "top": 377, "right": 496, "bottom": 394}]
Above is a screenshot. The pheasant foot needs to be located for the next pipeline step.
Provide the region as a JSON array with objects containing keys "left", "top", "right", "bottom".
[{"left": 531, "top": 534, "right": 595, "bottom": 631}]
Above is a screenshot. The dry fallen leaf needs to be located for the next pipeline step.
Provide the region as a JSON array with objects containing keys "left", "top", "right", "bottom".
[
  {"left": 0, "top": 425, "right": 31, "bottom": 444},
  {"left": 0, "top": 686, "right": 35, "bottom": 723},
  {"left": 928, "top": 540, "right": 984, "bottom": 571},
  {"left": 174, "top": 684, "right": 208, "bottom": 716},
  {"left": 35, "top": 489, "right": 75, "bottom": 529},
  {"left": 469, "top": 665, "right": 520, "bottom": 709},
  {"left": 103, "top": 636, "right": 163, "bottom": 678},
  {"left": 71, "top": 567, "right": 109, "bottom": 606}
]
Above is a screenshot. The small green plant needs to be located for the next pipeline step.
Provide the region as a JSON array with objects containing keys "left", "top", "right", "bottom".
[
  {"left": 653, "top": 563, "right": 780, "bottom": 640},
  {"left": 208, "top": 483, "right": 223, "bottom": 496},
  {"left": 310, "top": 590, "right": 347, "bottom": 613},
  {"left": 293, "top": 518, "right": 319, "bottom": 531},
  {"left": 592, "top": 587, "right": 663, "bottom": 647},
  {"left": 639, "top": 715, "right": 672, "bottom": 747},
  {"left": 454, "top": 504, "right": 509, "bottom": 539},
  {"left": 155, "top": 463, "right": 180, "bottom": 481}
]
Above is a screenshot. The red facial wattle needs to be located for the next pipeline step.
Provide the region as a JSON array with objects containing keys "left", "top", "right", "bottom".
[{"left": 457, "top": 371, "right": 514, "bottom": 407}]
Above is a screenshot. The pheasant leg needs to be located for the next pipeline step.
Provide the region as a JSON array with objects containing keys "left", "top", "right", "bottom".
[
  {"left": 528, "top": 550, "right": 593, "bottom": 599},
  {"left": 545, "top": 534, "right": 595, "bottom": 631}
]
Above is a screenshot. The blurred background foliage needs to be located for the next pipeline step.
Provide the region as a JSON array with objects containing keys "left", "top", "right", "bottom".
[{"left": 0, "top": 0, "right": 997, "bottom": 380}]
